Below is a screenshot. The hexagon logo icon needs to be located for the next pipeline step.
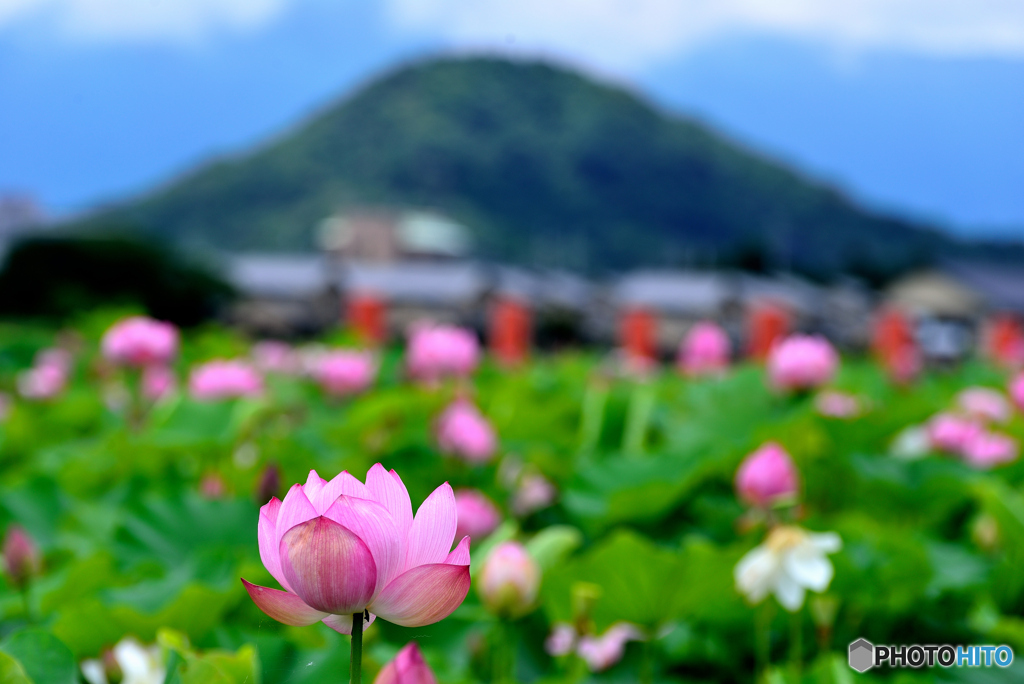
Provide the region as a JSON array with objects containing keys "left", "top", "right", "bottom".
[{"left": 849, "top": 639, "right": 874, "bottom": 673}]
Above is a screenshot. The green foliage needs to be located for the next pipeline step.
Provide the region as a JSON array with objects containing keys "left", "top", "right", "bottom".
[{"left": 2, "top": 323, "right": 1024, "bottom": 683}]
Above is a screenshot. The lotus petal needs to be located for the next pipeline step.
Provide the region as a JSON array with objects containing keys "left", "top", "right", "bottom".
[
  {"left": 322, "top": 611, "right": 376, "bottom": 635},
  {"left": 258, "top": 497, "right": 290, "bottom": 590},
  {"left": 276, "top": 484, "right": 319, "bottom": 550},
  {"left": 241, "top": 579, "right": 327, "bottom": 626},
  {"left": 446, "top": 536, "right": 471, "bottom": 565},
  {"left": 312, "top": 471, "right": 371, "bottom": 513},
  {"left": 324, "top": 495, "right": 402, "bottom": 593},
  {"left": 366, "top": 464, "right": 414, "bottom": 540},
  {"left": 370, "top": 562, "right": 470, "bottom": 627},
  {"left": 404, "top": 482, "right": 457, "bottom": 572},
  {"left": 280, "top": 517, "right": 377, "bottom": 614}
]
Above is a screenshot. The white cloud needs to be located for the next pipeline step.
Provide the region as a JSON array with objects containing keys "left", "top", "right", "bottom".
[
  {"left": 386, "top": 0, "right": 1024, "bottom": 72},
  {"left": 0, "top": 0, "right": 287, "bottom": 42}
]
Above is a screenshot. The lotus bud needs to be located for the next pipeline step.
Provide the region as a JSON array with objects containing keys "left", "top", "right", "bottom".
[
  {"left": 3, "top": 525, "right": 40, "bottom": 589},
  {"left": 735, "top": 442, "right": 799, "bottom": 508},
  {"left": 477, "top": 541, "right": 540, "bottom": 618},
  {"left": 678, "top": 321, "right": 730, "bottom": 376},
  {"left": 310, "top": 350, "right": 377, "bottom": 396},
  {"left": 406, "top": 323, "right": 480, "bottom": 382},
  {"left": 454, "top": 489, "right": 501, "bottom": 542},
  {"left": 189, "top": 360, "right": 263, "bottom": 400},
  {"left": 141, "top": 365, "right": 176, "bottom": 401},
  {"left": 436, "top": 400, "right": 497, "bottom": 463},
  {"left": 101, "top": 316, "right": 179, "bottom": 367},
  {"left": 256, "top": 463, "right": 282, "bottom": 503},
  {"left": 576, "top": 623, "right": 644, "bottom": 672},
  {"left": 373, "top": 642, "right": 437, "bottom": 684},
  {"left": 767, "top": 335, "right": 838, "bottom": 391}
]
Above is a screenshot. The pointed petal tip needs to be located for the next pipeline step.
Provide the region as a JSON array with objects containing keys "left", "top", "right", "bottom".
[{"left": 241, "top": 578, "right": 328, "bottom": 626}]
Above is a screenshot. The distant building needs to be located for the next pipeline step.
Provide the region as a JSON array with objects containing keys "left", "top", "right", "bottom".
[
  {"left": 318, "top": 209, "right": 472, "bottom": 262},
  {"left": 224, "top": 254, "right": 336, "bottom": 336}
]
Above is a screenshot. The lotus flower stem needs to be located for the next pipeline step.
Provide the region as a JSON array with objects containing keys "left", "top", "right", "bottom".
[
  {"left": 578, "top": 379, "right": 608, "bottom": 454},
  {"left": 622, "top": 381, "right": 655, "bottom": 456},
  {"left": 755, "top": 602, "right": 772, "bottom": 678},
  {"left": 350, "top": 612, "right": 363, "bottom": 684},
  {"left": 789, "top": 610, "right": 802, "bottom": 680}
]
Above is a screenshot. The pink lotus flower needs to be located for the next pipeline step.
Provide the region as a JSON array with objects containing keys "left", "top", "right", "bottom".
[
  {"left": 577, "top": 623, "right": 645, "bottom": 672},
  {"left": 814, "top": 391, "right": 861, "bottom": 419},
  {"left": 436, "top": 400, "right": 497, "bottom": 463},
  {"left": 242, "top": 465, "right": 471, "bottom": 634},
  {"left": 735, "top": 442, "right": 799, "bottom": 508},
  {"left": 511, "top": 472, "right": 557, "bottom": 516},
  {"left": 373, "top": 642, "right": 437, "bottom": 684},
  {"left": 310, "top": 350, "right": 377, "bottom": 396},
  {"left": 927, "top": 413, "right": 983, "bottom": 453},
  {"left": 189, "top": 360, "right": 263, "bottom": 400},
  {"left": 957, "top": 387, "right": 1011, "bottom": 424},
  {"left": 141, "top": 365, "right": 176, "bottom": 401},
  {"left": 545, "top": 623, "right": 578, "bottom": 657},
  {"left": 252, "top": 340, "right": 301, "bottom": 375},
  {"left": 1011, "top": 372, "right": 1024, "bottom": 413},
  {"left": 3, "top": 525, "right": 40, "bottom": 589},
  {"left": 766, "top": 335, "right": 838, "bottom": 391},
  {"left": 678, "top": 321, "right": 730, "bottom": 376},
  {"left": 963, "top": 431, "right": 1018, "bottom": 469},
  {"left": 18, "top": 350, "right": 69, "bottom": 400},
  {"left": 454, "top": 489, "right": 502, "bottom": 542},
  {"left": 101, "top": 316, "right": 178, "bottom": 367},
  {"left": 477, "top": 541, "right": 540, "bottom": 618},
  {"left": 407, "top": 324, "right": 479, "bottom": 382}
]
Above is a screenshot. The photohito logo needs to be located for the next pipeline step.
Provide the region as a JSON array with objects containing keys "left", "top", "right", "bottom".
[{"left": 849, "top": 639, "right": 1013, "bottom": 672}]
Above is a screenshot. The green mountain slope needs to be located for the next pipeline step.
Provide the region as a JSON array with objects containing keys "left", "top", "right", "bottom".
[{"left": 78, "top": 56, "right": 952, "bottom": 278}]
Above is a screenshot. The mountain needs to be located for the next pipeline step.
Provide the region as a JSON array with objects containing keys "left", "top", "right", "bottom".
[{"left": 72, "top": 56, "right": 964, "bottom": 280}]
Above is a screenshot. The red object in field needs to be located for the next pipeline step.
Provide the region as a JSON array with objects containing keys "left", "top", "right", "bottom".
[
  {"left": 746, "top": 302, "right": 790, "bottom": 360},
  {"left": 490, "top": 298, "right": 531, "bottom": 365},
  {"left": 872, "top": 307, "right": 920, "bottom": 383},
  {"left": 347, "top": 293, "right": 386, "bottom": 345},
  {"left": 984, "top": 315, "right": 1024, "bottom": 367},
  {"left": 620, "top": 308, "right": 657, "bottom": 362}
]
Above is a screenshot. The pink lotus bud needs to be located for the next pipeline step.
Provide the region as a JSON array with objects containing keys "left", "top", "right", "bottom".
[
  {"left": 3, "top": 525, "right": 40, "bottom": 589},
  {"left": 1011, "top": 372, "right": 1024, "bottom": 413},
  {"left": 242, "top": 465, "right": 471, "bottom": 633},
  {"left": 927, "top": 413, "right": 982, "bottom": 453},
  {"left": 678, "top": 321, "right": 730, "bottom": 376},
  {"left": 963, "top": 431, "right": 1018, "bottom": 469},
  {"left": 141, "top": 365, "right": 176, "bottom": 401},
  {"left": 454, "top": 489, "right": 501, "bottom": 542},
  {"left": 957, "top": 387, "right": 1011, "bottom": 424},
  {"left": 576, "top": 623, "right": 645, "bottom": 672},
  {"left": 814, "top": 391, "right": 861, "bottom": 419},
  {"left": 511, "top": 473, "right": 557, "bottom": 516},
  {"left": 101, "top": 316, "right": 178, "bottom": 367},
  {"left": 735, "top": 442, "right": 799, "bottom": 508},
  {"left": 545, "top": 623, "right": 577, "bottom": 657},
  {"left": 252, "top": 341, "right": 301, "bottom": 375},
  {"left": 477, "top": 541, "right": 540, "bottom": 618},
  {"left": 406, "top": 323, "right": 480, "bottom": 382},
  {"left": 436, "top": 400, "right": 497, "bottom": 463},
  {"left": 766, "top": 335, "right": 838, "bottom": 391},
  {"left": 373, "top": 642, "right": 437, "bottom": 684},
  {"left": 310, "top": 350, "right": 377, "bottom": 396},
  {"left": 18, "top": 361, "right": 67, "bottom": 400},
  {"left": 189, "top": 360, "right": 263, "bottom": 400}
]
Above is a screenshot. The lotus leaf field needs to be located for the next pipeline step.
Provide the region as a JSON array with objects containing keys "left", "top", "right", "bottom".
[{"left": 2, "top": 311, "right": 1024, "bottom": 683}]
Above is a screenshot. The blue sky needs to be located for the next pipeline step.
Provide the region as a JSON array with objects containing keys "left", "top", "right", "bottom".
[{"left": 1, "top": 0, "right": 1023, "bottom": 237}]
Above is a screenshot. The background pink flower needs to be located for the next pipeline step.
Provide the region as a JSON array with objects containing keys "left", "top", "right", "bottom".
[
  {"left": 678, "top": 321, "right": 730, "bottom": 376},
  {"left": 189, "top": 360, "right": 263, "bottom": 400},
  {"left": 767, "top": 335, "right": 838, "bottom": 391},
  {"left": 252, "top": 341, "right": 301, "bottom": 375},
  {"left": 927, "top": 413, "right": 982, "bottom": 453},
  {"left": 373, "top": 642, "right": 437, "bottom": 684},
  {"left": 735, "top": 442, "right": 799, "bottom": 508},
  {"left": 957, "top": 387, "right": 1010, "bottom": 424},
  {"left": 962, "top": 431, "right": 1018, "bottom": 468},
  {"left": 407, "top": 324, "right": 480, "bottom": 382},
  {"left": 142, "top": 365, "right": 176, "bottom": 400},
  {"left": 436, "top": 400, "right": 497, "bottom": 463},
  {"left": 101, "top": 316, "right": 179, "bottom": 367},
  {"left": 310, "top": 350, "right": 377, "bottom": 396},
  {"left": 477, "top": 541, "right": 540, "bottom": 618},
  {"left": 454, "top": 489, "right": 502, "bottom": 542}
]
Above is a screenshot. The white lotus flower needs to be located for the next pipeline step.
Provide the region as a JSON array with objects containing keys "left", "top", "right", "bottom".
[
  {"left": 890, "top": 425, "right": 931, "bottom": 460},
  {"left": 735, "top": 526, "right": 841, "bottom": 612},
  {"left": 81, "top": 637, "right": 164, "bottom": 684}
]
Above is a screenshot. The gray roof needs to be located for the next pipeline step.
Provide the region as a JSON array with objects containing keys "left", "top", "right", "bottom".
[
  {"left": 740, "top": 274, "right": 822, "bottom": 315},
  {"left": 613, "top": 270, "right": 733, "bottom": 315},
  {"left": 943, "top": 261, "right": 1024, "bottom": 313},
  {"left": 226, "top": 254, "right": 329, "bottom": 298},
  {"left": 342, "top": 261, "right": 487, "bottom": 305}
]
